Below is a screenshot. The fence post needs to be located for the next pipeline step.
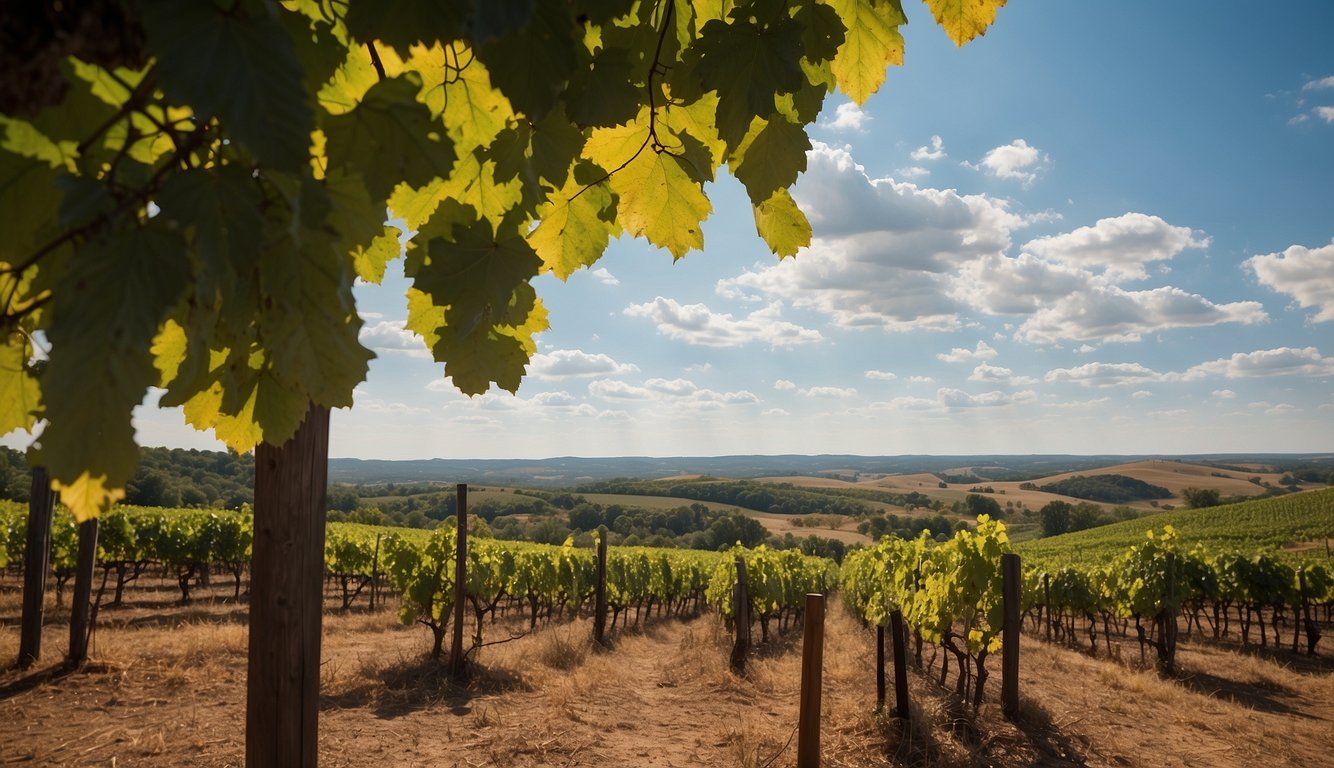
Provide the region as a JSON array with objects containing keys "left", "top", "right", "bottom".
[
  {"left": 18, "top": 466, "right": 56, "bottom": 668},
  {"left": 1001, "top": 552, "right": 1021, "bottom": 718},
  {"left": 67, "top": 517, "right": 100, "bottom": 666},
  {"left": 730, "top": 555, "right": 749, "bottom": 674},
  {"left": 1042, "top": 572, "right": 1051, "bottom": 641},
  {"left": 369, "top": 533, "right": 381, "bottom": 611},
  {"left": 449, "top": 483, "right": 468, "bottom": 681},
  {"left": 797, "top": 593, "right": 825, "bottom": 768},
  {"left": 1299, "top": 567, "right": 1320, "bottom": 655},
  {"left": 594, "top": 525, "right": 608, "bottom": 645},
  {"left": 890, "top": 610, "right": 909, "bottom": 721},
  {"left": 1157, "top": 552, "right": 1177, "bottom": 674},
  {"left": 875, "top": 624, "right": 886, "bottom": 709}
]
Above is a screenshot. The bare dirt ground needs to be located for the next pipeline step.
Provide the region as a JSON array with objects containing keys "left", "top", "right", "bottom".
[{"left": 2, "top": 577, "right": 1333, "bottom": 767}]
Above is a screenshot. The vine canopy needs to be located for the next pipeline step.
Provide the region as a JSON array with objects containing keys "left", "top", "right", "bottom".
[{"left": 0, "top": 0, "right": 1005, "bottom": 521}]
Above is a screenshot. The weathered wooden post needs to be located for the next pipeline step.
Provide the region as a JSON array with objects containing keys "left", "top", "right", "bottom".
[
  {"left": 875, "top": 624, "right": 886, "bottom": 709},
  {"left": 18, "top": 466, "right": 56, "bottom": 668},
  {"left": 369, "top": 533, "right": 381, "bottom": 611},
  {"left": 797, "top": 593, "right": 825, "bottom": 768},
  {"left": 730, "top": 555, "right": 749, "bottom": 674},
  {"left": 1042, "top": 572, "right": 1051, "bottom": 641},
  {"left": 890, "top": 610, "right": 910, "bottom": 721},
  {"left": 593, "top": 525, "right": 608, "bottom": 645},
  {"left": 449, "top": 483, "right": 468, "bottom": 681},
  {"left": 67, "top": 516, "right": 99, "bottom": 666},
  {"left": 1298, "top": 567, "right": 1320, "bottom": 656},
  {"left": 247, "top": 402, "right": 330, "bottom": 768},
  {"left": 1157, "top": 552, "right": 1177, "bottom": 674},
  {"left": 1001, "top": 552, "right": 1021, "bottom": 718}
]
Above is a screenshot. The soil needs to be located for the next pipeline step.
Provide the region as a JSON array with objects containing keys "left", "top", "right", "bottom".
[{"left": 1, "top": 575, "right": 1332, "bottom": 767}]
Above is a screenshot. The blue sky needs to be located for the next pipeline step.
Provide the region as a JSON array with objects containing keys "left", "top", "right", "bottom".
[{"left": 44, "top": 2, "right": 1334, "bottom": 459}]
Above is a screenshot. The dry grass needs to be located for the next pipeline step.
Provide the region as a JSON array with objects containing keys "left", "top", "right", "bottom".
[{"left": 2, "top": 576, "right": 1332, "bottom": 767}]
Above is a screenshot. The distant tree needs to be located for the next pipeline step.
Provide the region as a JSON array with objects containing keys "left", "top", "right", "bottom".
[
  {"left": 1040, "top": 501, "right": 1073, "bottom": 537},
  {"left": 1181, "top": 487, "right": 1222, "bottom": 509},
  {"left": 964, "top": 493, "right": 1004, "bottom": 519}
]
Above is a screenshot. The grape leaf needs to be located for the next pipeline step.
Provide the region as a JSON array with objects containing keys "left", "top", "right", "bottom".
[
  {"left": 413, "top": 43, "right": 515, "bottom": 155},
  {"left": 413, "top": 215, "right": 543, "bottom": 339},
  {"left": 753, "top": 188, "right": 811, "bottom": 258},
  {"left": 925, "top": 0, "right": 1007, "bottom": 46},
  {"left": 528, "top": 172, "right": 616, "bottom": 279},
  {"left": 0, "top": 331, "right": 38, "bottom": 435},
  {"left": 156, "top": 166, "right": 264, "bottom": 304},
  {"left": 731, "top": 115, "right": 810, "bottom": 205},
  {"left": 36, "top": 222, "right": 190, "bottom": 521},
  {"left": 344, "top": 0, "right": 467, "bottom": 57},
  {"left": 142, "top": 0, "right": 313, "bottom": 171},
  {"left": 324, "top": 77, "right": 457, "bottom": 202},
  {"left": 828, "top": 0, "right": 907, "bottom": 105},
  {"left": 476, "top": 2, "right": 578, "bottom": 121},
  {"left": 689, "top": 17, "right": 806, "bottom": 148}
]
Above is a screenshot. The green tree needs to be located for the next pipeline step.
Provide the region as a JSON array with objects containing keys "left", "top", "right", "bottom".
[
  {"left": 1040, "top": 500, "right": 1073, "bottom": 537},
  {"left": 1181, "top": 486, "right": 1222, "bottom": 509}
]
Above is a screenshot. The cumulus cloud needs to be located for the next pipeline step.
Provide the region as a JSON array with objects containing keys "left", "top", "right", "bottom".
[
  {"left": 1047, "top": 396, "right": 1111, "bottom": 409},
  {"left": 1212, "top": 389, "right": 1236, "bottom": 399},
  {"left": 1302, "top": 75, "right": 1334, "bottom": 91},
  {"left": 1246, "top": 238, "right": 1334, "bottom": 322},
  {"left": 971, "top": 139, "right": 1048, "bottom": 184},
  {"left": 1317, "top": 106, "right": 1334, "bottom": 123},
  {"left": 762, "top": 408, "right": 791, "bottom": 418},
  {"left": 896, "top": 166, "right": 931, "bottom": 179},
  {"left": 800, "top": 386, "right": 858, "bottom": 398},
  {"left": 938, "top": 388, "right": 1037, "bottom": 408},
  {"left": 624, "top": 297, "right": 822, "bottom": 347},
  {"left": 588, "top": 377, "right": 758, "bottom": 409},
  {"left": 822, "top": 102, "right": 869, "bottom": 131},
  {"left": 969, "top": 363, "right": 1038, "bottom": 386},
  {"left": 1045, "top": 362, "right": 1164, "bottom": 388},
  {"left": 1132, "top": 390, "right": 1153, "bottom": 399},
  {"left": 1021, "top": 213, "right": 1210, "bottom": 281},
  {"left": 937, "top": 341, "right": 998, "bottom": 363},
  {"left": 774, "top": 379, "right": 797, "bottom": 390},
  {"left": 911, "top": 135, "right": 946, "bottom": 161},
  {"left": 529, "top": 349, "right": 639, "bottom": 379},
  {"left": 864, "top": 370, "right": 898, "bottom": 381},
  {"left": 1015, "top": 285, "right": 1266, "bottom": 344},
  {"left": 590, "top": 267, "right": 620, "bottom": 286},
  {"left": 909, "top": 375, "right": 935, "bottom": 383},
  {"left": 359, "top": 319, "right": 431, "bottom": 359},
  {"left": 1181, "top": 347, "right": 1334, "bottom": 379}
]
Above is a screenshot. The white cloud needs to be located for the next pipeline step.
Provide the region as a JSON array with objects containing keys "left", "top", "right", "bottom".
[
  {"left": 800, "top": 386, "right": 858, "bottom": 398},
  {"left": 1015, "top": 285, "right": 1266, "bottom": 344},
  {"left": 896, "top": 166, "right": 930, "bottom": 179},
  {"left": 1266, "top": 404, "right": 1299, "bottom": 416},
  {"left": 969, "top": 363, "right": 1037, "bottom": 386},
  {"left": 359, "top": 320, "right": 431, "bottom": 359},
  {"left": 624, "top": 297, "right": 822, "bottom": 347},
  {"left": 1246, "top": 238, "right": 1334, "bottom": 322},
  {"left": 590, "top": 267, "right": 620, "bottom": 286},
  {"left": 1047, "top": 396, "right": 1111, "bottom": 409},
  {"left": 911, "top": 135, "right": 946, "bottom": 161},
  {"left": 937, "top": 388, "right": 1037, "bottom": 408},
  {"left": 822, "top": 102, "right": 869, "bottom": 131},
  {"left": 1131, "top": 390, "right": 1153, "bottom": 399},
  {"left": 1181, "top": 347, "right": 1334, "bottom": 379},
  {"left": 774, "top": 379, "right": 797, "bottom": 391},
  {"left": 1317, "top": 106, "right": 1334, "bottom": 123},
  {"left": 1150, "top": 409, "right": 1189, "bottom": 418},
  {"left": 587, "top": 378, "right": 758, "bottom": 409},
  {"left": 716, "top": 143, "right": 1028, "bottom": 334},
  {"left": 762, "top": 408, "right": 791, "bottom": 418},
  {"left": 1212, "top": 389, "right": 1237, "bottom": 399},
  {"left": 1021, "top": 213, "right": 1210, "bottom": 282},
  {"left": 909, "top": 375, "right": 935, "bottom": 383},
  {"left": 1302, "top": 75, "right": 1334, "bottom": 91},
  {"left": 971, "top": 139, "right": 1048, "bottom": 184},
  {"left": 529, "top": 349, "right": 639, "bottom": 379},
  {"left": 937, "top": 341, "right": 998, "bottom": 363},
  {"left": 1045, "top": 362, "right": 1164, "bottom": 388},
  {"left": 864, "top": 370, "right": 898, "bottom": 381},
  {"left": 1076, "top": 344, "right": 1097, "bottom": 354}
]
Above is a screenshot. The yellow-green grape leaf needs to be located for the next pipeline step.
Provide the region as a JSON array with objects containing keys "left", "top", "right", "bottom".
[
  {"left": 584, "top": 114, "right": 712, "bottom": 259},
  {"left": 343, "top": 1, "right": 467, "bottom": 58},
  {"left": 497, "top": 295, "right": 549, "bottom": 357},
  {"left": 731, "top": 115, "right": 810, "bottom": 205},
  {"left": 661, "top": 90, "right": 727, "bottom": 171},
  {"left": 925, "top": 0, "right": 1007, "bottom": 46},
  {"left": 0, "top": 149, "right": 61, "bottom": 265},
  {"left": 35, "top": 222, "right": 191, "bottom": 521},
  {"left": 440, "top": 324, "right": 531, "bottom": 396},
  {"left": 690, "top": 17, "right": 806, "bottom": 149},
  {"left": 413, "top": 216, "right": 543, "bottom": 338},
  {"left": 323, "top": 76, "right": 456, "bottom": 202},
  {"left": 389, "top": 177, "right": 447, "bottom": 232},
  {"left": 156, "top": 166, "right": 264, "bottom": 304},
  {"left": 404, "top": 286, "right": 445, "bottom": 351},
  {"left": 413, "top": 43, "right": 515, "bottom": 155},
  {"left": 828, "top": 0, "right": 907, "bottom": 105},
  {"left": 0, "top": 331, "right": 39, "bottom": 434},
  {"left": 433, "top": 150, "right": 524, "bottom": 231},
  {"left": 324, "top": 167, "right": 390, "bottom": 269},
  {"left": 528, "top": 171, "right": 616, "bottom": 279},
  {"left": 352, "top": 225, "right": 404, "bottom": 284},
  {"left": 752, "top": 188, "right": 811, "bottom": 258}
]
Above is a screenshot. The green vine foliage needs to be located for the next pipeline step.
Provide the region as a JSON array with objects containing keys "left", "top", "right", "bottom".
[{"left": 0, "top": 0, "right": 1006, "bottom": 521}]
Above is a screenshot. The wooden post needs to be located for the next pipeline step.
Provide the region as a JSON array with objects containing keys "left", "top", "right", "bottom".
[
  {"left": 875, "top": 625, "right": 886, "bottom": 709},
  {"left": 797, "top": 593, "right": 825, "bottom": 768},
  {"left": 449, "top": 483, "right": 468, "bottom": 681},
  {"left": 1042, "top": 572, "right": 1051, "bottom": 641},
  {"left": 369, "top": 533, "right": 381, "bottom": 611},
  {"left": 729, "top": 555, "right": 749, "bottom": 674},
  {"left": 593, "top": 525, "right": 608, "bottom": 645},
  {"left": 890, "top": 610, "right": 909, "bottom": 721},
  {"left": 1299, "top": 568, "right": 1320, "bottom": 656},
  {"left": 1001, "top": 552, "right": 1021, "bottom": 718},
  {"left": 18, "top": 466, "right": 56, "bottom": 668},
  {"left": 1158, "top": 552, "right": 1177, "bottom": 674},
  {"left": 247, "top": 402, "right": 330, "bottom": 768},
  {"left": 67, "top": 517, "right": 99, "bottom": 666}
]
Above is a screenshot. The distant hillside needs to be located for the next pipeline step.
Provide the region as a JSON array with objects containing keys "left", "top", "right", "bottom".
[{"left": 1016, "top": 487, "right": 1334, "bottom": 563}]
